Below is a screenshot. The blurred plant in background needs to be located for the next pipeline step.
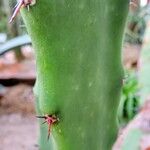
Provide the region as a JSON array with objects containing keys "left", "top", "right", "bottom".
[
  {"left": 0, "top": 0, "right": 26, "bottom": 60},
  {"left": 118, "top": 71, "right": 140, "bottom": 127},
  {"left": 0, "top": 9, "right": 7, "bottom": 33},
  {"left": 117, "top": 0, "right": 150, "bottom": 127},
  {"left": 125, "top": 9, "right": 145, "bottom": 44},
  {"left": 125, "top": 1, "right": 150, "bottom": 44}
]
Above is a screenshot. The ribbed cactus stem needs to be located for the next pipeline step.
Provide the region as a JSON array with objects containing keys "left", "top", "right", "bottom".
[{"left": 21, "top": 1, "right": 128, "bottom": 150}]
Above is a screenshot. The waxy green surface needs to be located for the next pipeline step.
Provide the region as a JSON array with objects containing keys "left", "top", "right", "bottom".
[{"left": 22, "top": 0, "right": 128, "bottom": 149}]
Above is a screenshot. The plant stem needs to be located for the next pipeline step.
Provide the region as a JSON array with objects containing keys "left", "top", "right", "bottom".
[{"left": 22, "top": 1, "right": 128, "bottom": 149}]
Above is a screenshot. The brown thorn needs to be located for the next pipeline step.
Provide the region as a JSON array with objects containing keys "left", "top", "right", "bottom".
[
  {"left": 47, "top": 124, "right": 51, "bottom": 140},
  {"left": 36, "top": 115, "right": 46, "bottom": 119}
]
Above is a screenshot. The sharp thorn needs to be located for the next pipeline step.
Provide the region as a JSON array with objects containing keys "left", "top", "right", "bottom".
[
  {"left": 36, "top": 115, "right": 46, "bottom": 119},
  {"left": 47, "top": 124, "right": 51, "bottom": 140},
  {"left": 42, "top": 121, "right": 47, "bottom": 124},
  {"left": 9, "top": 0, "right": 24, "bottom": 23},
  {"left": 47, "top": 133, "right": 50, "bottom": 140}
]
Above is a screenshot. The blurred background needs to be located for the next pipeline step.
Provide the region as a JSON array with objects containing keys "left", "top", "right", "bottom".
[
  {"left": 0, "top": 0, "right": 150, "bottom": 150},
  {"left": 0, "top": 1, "right": 37, "bottom": 150}
]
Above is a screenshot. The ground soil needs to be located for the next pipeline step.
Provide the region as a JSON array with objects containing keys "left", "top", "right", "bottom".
[
  {"left": 0, "top": 114, "right": 38, "bottom": 150},
  {"left": 0, "top": 84, "right": 38, "bottom": 150}
]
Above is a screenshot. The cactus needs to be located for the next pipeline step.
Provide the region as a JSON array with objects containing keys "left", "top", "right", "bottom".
[{"left": 21, "top": 1, "right": 128, "bottom": 150}]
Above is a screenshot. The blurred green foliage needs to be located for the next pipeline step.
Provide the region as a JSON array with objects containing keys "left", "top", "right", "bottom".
[
  {"left": 0, "top": 9, "right": 7, "bottom": 33},
  {"left": 125, "top": 4, "right": 150, "bottom": 44},
  {"left": 118, "top": 71, "right": 139, "bottom": 127}
]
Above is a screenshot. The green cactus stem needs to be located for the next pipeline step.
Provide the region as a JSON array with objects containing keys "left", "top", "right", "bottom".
[{"left": 21, "top": 0, "right": 128, "bottom": 150}]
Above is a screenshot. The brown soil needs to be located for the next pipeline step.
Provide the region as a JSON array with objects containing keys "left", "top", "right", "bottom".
[
  {"left": 0, "top": 84, "right": 35, "bottom": 115},
  {"left": 0, "top": 84, "right": 38, "bottom": 150},
  {"left": 0, "top": 114, "right": 38, "bottom": 150}
]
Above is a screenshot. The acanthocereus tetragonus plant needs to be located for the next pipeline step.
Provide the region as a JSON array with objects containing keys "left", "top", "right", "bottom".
[{"left": 10, "top": 0, "right": 129, "bottom": 149}]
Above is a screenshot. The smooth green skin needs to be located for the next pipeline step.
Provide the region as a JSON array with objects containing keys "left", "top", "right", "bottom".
[{"left": 22, "top": 0, "right": 128, "bottom": 150}]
